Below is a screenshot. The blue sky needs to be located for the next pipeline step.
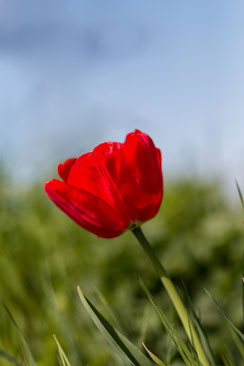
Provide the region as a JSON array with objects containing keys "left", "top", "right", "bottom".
[{"left": 0, "top": 0, "right": 244, "bottom": 190}]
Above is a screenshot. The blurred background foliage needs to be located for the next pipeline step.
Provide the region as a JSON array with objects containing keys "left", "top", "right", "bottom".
[{"left": 0, "top": 165, "right": 243, "bottom": 365}]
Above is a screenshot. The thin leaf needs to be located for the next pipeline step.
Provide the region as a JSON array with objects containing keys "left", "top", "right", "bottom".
[
  {"left": 41, "top": 266, "right": 84, "bottom": 364},
  {"left": 138, "top": 277, "right": 200, "bottom": 366},
  {"left": 1, "top": 301, "right": 36, "bottom": 366},
  {"left": 182, "top": 283, "right": 215, "bottom": 366},
  {"left": 0, "top": 349, "right": 22, "bottom": 366},
  {"left": 142, "top": 343, "right": 167, "bottom": 366},
  {"left": 77, "top": 286, "right": 153, "bottom": 366},
  {"left": 95, "top": 287, "right": 126, "bottom": 334},
  {"left": 53, "top": 335, "right": 72, "bottom": 366},
  {"left": 187, "top": 313, "right": 197, "bottom": 362},
  {"left": 229, "top": 326, "right": 244, "bottom": 363},
  {"left": 204, "top": 289, "right": 244, "bottom": 341},
  {"left": 235, "top": 179, "right": 244, "bottom": 209},
  {"left": 222, "top": 354, "right": 235, "bottom": 366}
]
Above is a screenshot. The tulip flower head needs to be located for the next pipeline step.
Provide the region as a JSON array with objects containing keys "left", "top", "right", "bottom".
[{"left": 45, "top": 130, "right": 163, "bottom": 238}]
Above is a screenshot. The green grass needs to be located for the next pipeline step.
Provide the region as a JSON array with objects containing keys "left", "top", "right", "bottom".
[{"left": 0, "top": 166, "right": 243, "bottom": 365}]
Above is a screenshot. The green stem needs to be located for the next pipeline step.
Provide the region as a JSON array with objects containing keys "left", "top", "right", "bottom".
[{"left": 132, "top": 226, "right": 210, "bottom": 366}]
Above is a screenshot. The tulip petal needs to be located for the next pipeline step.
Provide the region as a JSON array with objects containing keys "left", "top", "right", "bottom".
[
  {"left": 45, "top": 179, "right": 130, "bottom": 238},
  {"left": 93, "top": 142, "right": 123, "bottom": 183},
  {"left": 57, "top": 158, "right": 77, "bottom": 181},
  {"left": 156, "top": 148, "right": 162, "bottom": 169},
  {"left": 67, "top": 142, "right": 127, "bottom": 213},
  {"left": 118, "top": 130, "right": 163, "bottom": 222}
]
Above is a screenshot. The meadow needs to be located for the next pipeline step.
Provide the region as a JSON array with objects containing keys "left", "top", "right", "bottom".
[{"left": 0, "top": 166, "right": 243, "bottom": 365}]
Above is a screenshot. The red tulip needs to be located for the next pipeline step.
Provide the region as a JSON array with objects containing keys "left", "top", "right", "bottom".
[{"left": 44, "top": 130, "right": 163, "bottom": 238}]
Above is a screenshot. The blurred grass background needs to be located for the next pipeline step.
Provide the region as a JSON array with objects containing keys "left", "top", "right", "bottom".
[
  {"left": 1, "top": 1, "right": 244, "bottom": 364},
  {"left": 0, "top": 165, "right": 243, "bottom": 365}
]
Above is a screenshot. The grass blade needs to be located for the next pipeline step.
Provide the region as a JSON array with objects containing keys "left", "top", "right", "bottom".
[
  {"left": 229, "top": 326, "right": 244, "bottom": 363},
  {"left": 53, "top": 335, "right": 72, "bottom": 366},
  {"left": 181, "top": 283, "right": 216, "bottom": 366},
  {"left": 0, "top": 349, "right": 22, "bottom": 366},
  {"left": 222, "top": 354, "right": 235, "bottom": 366},
  {"left": 235, "top": 179, "right": 244, "bottom": 209},
  {"left": 95, "top": 287, "right": 127, "bottom": 334},
  {"left": 1, "top": 301, "right": 36, "bottom": 366},
  {"left": 204, "top": 289, "right": 244, "bottom": 341},
  {"left": 138, "top": 277, "right": 200, "bottom": 366},
  {"left": 77, "top": 286, "right": 153, "bottom": 366},
  {"left": 142, "top": 343, "right": 168, "bottom": 366}
]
